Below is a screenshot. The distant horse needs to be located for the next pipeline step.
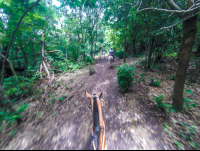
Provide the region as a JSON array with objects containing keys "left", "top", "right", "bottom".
[
  {"left": 85, "top": 92, "right": 106, "bottom": 150},
  {"left": 101, "top": 51, "right": 105, "bottom": 59},
  {"left": 108, "top": 55, "right": 113, "bottom": 68}
]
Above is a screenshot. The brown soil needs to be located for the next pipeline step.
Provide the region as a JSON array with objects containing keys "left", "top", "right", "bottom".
[{"left": 4, "top": 57, "right": 174, "bottom": 150}]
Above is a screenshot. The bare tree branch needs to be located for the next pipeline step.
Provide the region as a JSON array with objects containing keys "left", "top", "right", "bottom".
[
  {"left": 138, "top": 5, "right": 200, "bottom": 15},
  {"left": 159, "top": 10, "right": 200, "bottom": 30},
  {"left": 165, "top": 0, "right": 182, "bottom": 10}
]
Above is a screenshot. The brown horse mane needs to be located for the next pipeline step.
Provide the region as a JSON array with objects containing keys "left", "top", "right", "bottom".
[{"left": 85, "top": 95, "right": 101, "bottom": 150}]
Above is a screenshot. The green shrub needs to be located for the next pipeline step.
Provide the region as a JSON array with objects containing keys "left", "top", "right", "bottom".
[
  {"left": 152, "top": 95, "right": 174, "bottom": 113},
  {"left": 150, "top": 77, "right": 161, "bottom": 87},
  {"left": 3, "top": 76, "right": 36, "bottom": 99},
  {"left": 53, "top": 59, "right": 83, "bottom": 72},
  {"left": 66, "top": 43, "right": 80, "bottom": 61},
  {"left": 58, "top": 94, "right": 67, "bottom": 101},
  {"left": 54, "top": 60, "right": 68, "bottom": 71},
  {"left": 153, "top": 95, "right": 166, "bottom": 109},
  {"left": 114, "top": 51, "right": 124, "bottom": 59},
  {"left": 86, "top": 56, "right": 94, "bottom": 65},
  {"left": 117, "top": 64, "right": 135, "bottom": 92},
  {"left": 0, "top": 103, "right": 29, "bottom": 129}
]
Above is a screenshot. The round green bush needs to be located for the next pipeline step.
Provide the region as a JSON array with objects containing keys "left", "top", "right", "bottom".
[{"left": 117, "top": 64, "right": 135, "bottom": 92}]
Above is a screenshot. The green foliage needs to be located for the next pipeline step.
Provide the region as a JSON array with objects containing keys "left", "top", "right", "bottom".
[
  {"left": 58, "top": 94, "right": 67, "bottom": 101},
  {"left": 174, "top": 140, "right": 184, "bottom": 149},
  {"left": 177, "top": 121, "right": 199, "bottom": 149},
  {"left": 53, "top": 59, "right": 83, "bottom": 72},
  {"left": 167, "top": 75, "right": 175, "bottom": 80},
  {"left": 140, "top": 73, "right": 145, "bottom": 81},
  {"left": 184, "top": 89, "right": 197, "bottom": 110},
  {"left": 164, "top": 52, "right": 178, "bottom": 58},
  {"left": 66, "top": 43, "right": 80, "bottom": 61},
  {"left": 152, "top": 95, "right": 174, "bottom": 113},
  {"left": 0, "top": 103, "right": 29, "bottom": 129},
  {"left": 49, "top": 92, "right": 56, "bottom": 104},
  {"left": 152, "top": 95, "right": 166, "bottom": 109},
  {"left": 132, "top": 119, "right": 135, "bottom": 123},
  {"left": 85, "top": 55, "right": 94, "bottom": 65},
  {"left": 152, "top": 64, "right": 161, "bottom": 70},
  {"left": 114, "top": 51, "right": 124, "bottom": 59},
  {"left": 3, "top": 76, "right": 36, "bottom": 99},
  {"left": 184, "top": 98, "right": 196, "bottom": 110},
  {"left": 185, "top": 89, "right": 193, "bottom": 96},
  {"left": 150, "top": 77, "right": 161, "bottom": 87},
  {"left": 117, "top": 64, "right": 135, "bottom": 92}
]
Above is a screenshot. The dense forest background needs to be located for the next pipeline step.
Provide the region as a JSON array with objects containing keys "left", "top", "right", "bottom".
[{"left": 0, "top": 0, "right": 200, "bottom": 150}]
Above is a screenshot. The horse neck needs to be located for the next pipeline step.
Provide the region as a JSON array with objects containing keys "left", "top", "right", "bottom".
[
  {"left": 92, "top": 97, "right": 104, "bottom": 130},
  {"left": 91, "top": 97, "right": 104, "bottom": 150}
]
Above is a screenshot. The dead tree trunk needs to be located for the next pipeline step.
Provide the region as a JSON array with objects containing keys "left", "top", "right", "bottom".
[{"left": 38, "top": 29, "right": 52, "bottom": 85}]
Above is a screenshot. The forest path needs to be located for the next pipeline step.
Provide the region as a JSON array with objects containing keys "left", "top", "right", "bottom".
[{"left": 5, "top": 56, "right": 173, "bottom": 150}]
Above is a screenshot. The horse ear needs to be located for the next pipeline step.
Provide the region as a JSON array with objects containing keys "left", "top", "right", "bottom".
[
  {"left": 97, "top": 92, "right": 103, "bottom": 98},
  {"left": 85, "top": 91, "right": 92, "bottom": 99}
]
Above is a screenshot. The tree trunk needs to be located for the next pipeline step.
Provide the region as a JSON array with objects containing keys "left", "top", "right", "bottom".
[
  {"left": 66, "top": 49, "right": 68, "bottom": 60},
  {"left": 172, "top": 15, "right": 198, "bottom": 112},
  {"left": 20, "top": 42, "right": 28, "bottom": 65},
  {"left": 144, "top": 40, "right": 148, "bottom": 69},
  {"left": 78, "top": 34, "right": 80, "bottom": 43},
  {"left": 123, "top": 33, "right": 127, "bottom": 63},
  {"left": 69, "top": 34, "right": 72, "bottom": 43},
  {"left": 124, "top": 15, "right": 128, "bottom": 63},
  {"left": 91, "top": 32, "right": 94, "bottom": 58},
  {"left": 133, "top": 39, "right": 136, "bottom": 55},
  {"left": 145, "top": 36, "right": 154, "bottom": 70}
]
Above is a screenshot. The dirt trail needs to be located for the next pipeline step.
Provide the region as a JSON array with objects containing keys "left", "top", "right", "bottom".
[{"left": 5, "top": 57, "right": 173, "bottom": 150}]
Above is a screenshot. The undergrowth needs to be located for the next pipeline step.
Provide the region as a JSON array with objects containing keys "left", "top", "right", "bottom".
[{"left": 117, "top": 63, "right": 135, "bottom": 92}]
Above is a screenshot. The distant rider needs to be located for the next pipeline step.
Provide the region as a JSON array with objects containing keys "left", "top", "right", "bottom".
[{"left": 108, "top": 48, "right": 114, "bottom": 62}]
